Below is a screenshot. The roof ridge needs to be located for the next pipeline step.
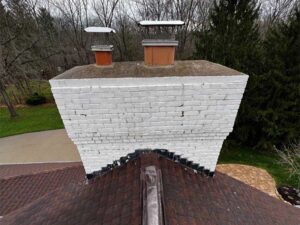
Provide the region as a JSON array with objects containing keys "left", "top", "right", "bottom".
[{"left": 86, "top": 149, "right": 214, "bottom": 180}]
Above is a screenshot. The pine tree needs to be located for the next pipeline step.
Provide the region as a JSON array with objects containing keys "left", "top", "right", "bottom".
[
  {"left": 198, "top": 3, "right": 300, "bottom": 150},
  {"left": 194, "top": 0, "right": 262, "bottom": 74},
  {"left": 252, "top": 7, "right": 300, "bottom": 149},
  {"left": 194, "top": 0, "right": 264, "bottom": 148}
]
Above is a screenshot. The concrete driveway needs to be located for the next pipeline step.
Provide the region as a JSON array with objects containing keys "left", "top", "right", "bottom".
[{"left": 0, "top": 129, "right": 81, "bottom": 164}]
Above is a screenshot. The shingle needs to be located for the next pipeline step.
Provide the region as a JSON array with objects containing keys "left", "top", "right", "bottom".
[
  {"left": 159, "top": 156, "right": 300, "bottom": 225},
  {"left": 0, "top": 163, "right": 85, "bottom": 215},
  {"left": 1, "top": 152, "right": 300, "bottom": 225},
  {"left": 0, "top": 162, "right": 83, "bottom": 179}
]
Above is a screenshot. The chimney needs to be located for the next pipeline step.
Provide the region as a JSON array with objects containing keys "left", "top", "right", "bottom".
[
  {"left": 139, "top": 20, "right": 184, "bottom": 66},
  {"left": 50, "top": 21, "right": 249, "bottom": 176},
  {"left": 85, "top": 27, "right": 115, "bottom": 66}
]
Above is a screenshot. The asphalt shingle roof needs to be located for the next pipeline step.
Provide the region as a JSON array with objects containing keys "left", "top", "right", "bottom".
[
  {"left": 0, "top": 162, "right": 82, "bottom": 179},
  {"left": 1, "top": 153, "right": 299, "bottom": 225},
  {"left": 0, "top": 162, "right": 85, "bottom": 215}
]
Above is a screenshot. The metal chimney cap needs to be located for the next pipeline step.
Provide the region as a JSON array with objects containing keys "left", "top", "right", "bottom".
[
  {"left": 142, "top": 39, "right": 178, "bottom": 47},
  {"left": 139, "top": 20, "right": 184, "bottom": 26},
  {"left": 84, "top": 27, "right": 116, "bottom": 33},
  {"left": 91, "top": 45, "right": 113, "bottom": 51}
]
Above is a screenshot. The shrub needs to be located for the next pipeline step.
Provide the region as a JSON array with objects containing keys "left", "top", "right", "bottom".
[
  {"left": 26, "top": 93, "right": 46, "bottom": 105},
  {"left": 276, "top": 142, "right": 300, "bottom": 190}
]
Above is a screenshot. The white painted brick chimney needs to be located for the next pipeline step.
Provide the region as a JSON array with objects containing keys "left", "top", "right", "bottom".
[{"left": 50, "top": 62, "right": 248, "bottom": 174}]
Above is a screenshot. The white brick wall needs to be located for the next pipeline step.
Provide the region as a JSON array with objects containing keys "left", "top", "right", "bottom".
[{"left": 50, "top": 75, "right": 248, "bottom": 174}]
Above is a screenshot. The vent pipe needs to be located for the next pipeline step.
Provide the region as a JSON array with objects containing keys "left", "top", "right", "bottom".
[
  {"left": 85, "top": 27, "right": 115, "bottom": 66},
  {"left": 139, "top": 20, "right": 184, "bottom": 66}
]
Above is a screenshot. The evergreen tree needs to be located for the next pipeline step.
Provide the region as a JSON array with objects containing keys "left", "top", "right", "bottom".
[
  {"left": 252, "top": 7, "right": 300, "bottom": 149},
  {"left": 195, "top": 1, "right": 300, "bottom": 150},
  {"left": 194, "top": 0, "right": 264, "bottom": 148},
  {"left": 194, "top": 0, "right": 262, "bottom": 74}
]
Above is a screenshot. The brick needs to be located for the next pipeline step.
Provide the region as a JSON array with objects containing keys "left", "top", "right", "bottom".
[{"left": 50, "top": 75, "right": 248, "bottom": 173}]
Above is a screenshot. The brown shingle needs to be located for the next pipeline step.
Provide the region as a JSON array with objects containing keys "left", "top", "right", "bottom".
[
  {"left": 2, "top": 159, "right": 142, "bottom": 225},
  {"left": 0, "top": 162, "right": 82, "bottom": 179},
  {"left": 2, "top": 152, "right": 300, "bottom": 225},
  {"left": 160, "top": 156, "right": 300, "bottom": 225},
  {"left": 0, "top": 163, "right": 85, "bottom": 215}
]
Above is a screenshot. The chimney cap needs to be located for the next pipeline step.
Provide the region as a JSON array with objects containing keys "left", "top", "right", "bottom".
[
  {"left": 142, "top": 39, "right": 178, "bottom": 46},
  {"left": 139, "top": 20, "right": 184, "bottom": 26},
  {"left": 91, "top": 45, "right": 113, "bottom": 51},
  {"left": 84, "top": 26, "right": 116, "bottom": 33}
]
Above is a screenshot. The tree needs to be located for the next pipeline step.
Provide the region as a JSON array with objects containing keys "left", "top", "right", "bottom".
[
  {"left": 261, "top": 0, "right": 297, "bottom": 24},
  {"left": 51, "top": 0, "right": 91, "bottom": 65},
  {"left": 194, "top": 0, "right": 266, "bottom": 148},
  {"left": 0, "top": 45, "right": 18, "bottom": 118},
  {"left": 92, "top": 0, "right": 120, "bottom": 27},
  {"left": 250, "top": 6, "right": 300, "bottom": 149},
  {"left": 0, "top": 0, "right": 58, "bottom": 117},
  {"left": 194, "top": 0, "right": 261, "bottom": 74},
  {"left": 113, "top": 13, "right": 143, "bottom": 61},
  {"left": 195, "top": 1, "right": 300, "bottom": 150}
]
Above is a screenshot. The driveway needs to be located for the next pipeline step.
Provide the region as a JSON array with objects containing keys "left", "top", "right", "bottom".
[{"left": 0, "top": 129, "right": 81, "bottom": 164}]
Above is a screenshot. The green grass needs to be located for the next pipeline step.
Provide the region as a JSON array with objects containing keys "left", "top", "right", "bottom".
[
  {"left": 219, "top": 143, "right": 298, "bottom": 188},
  {"left": 0, "top": 105, "right": 64, "bottom": 138}
]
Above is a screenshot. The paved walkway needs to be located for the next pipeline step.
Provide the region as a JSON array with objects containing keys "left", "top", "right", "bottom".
[{"left": 0, "top": 129, "right": 80, "bottom": 164}]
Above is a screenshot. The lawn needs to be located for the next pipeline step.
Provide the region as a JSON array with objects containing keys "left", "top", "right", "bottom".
[
  {"left": 219, "top": 143, "right": 297, "bottom": 188},
  {"left": 0, "top": 105, "right": 64, "bottom": 138}
]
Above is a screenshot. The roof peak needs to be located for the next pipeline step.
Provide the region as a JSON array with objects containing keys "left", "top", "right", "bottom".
[{"left": 86, "top": 150, "right": 214, "bottom": 180}]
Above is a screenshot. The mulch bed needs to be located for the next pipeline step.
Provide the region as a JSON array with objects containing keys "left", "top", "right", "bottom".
[
  {"left": 277, "top": 186, "right": 300, "bottom": 206},
  {"left": 216, "top": 164, "right": 278, "bottom": 198}
]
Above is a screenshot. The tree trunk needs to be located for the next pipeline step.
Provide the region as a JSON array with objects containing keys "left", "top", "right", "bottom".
[
  {"left": 24, "top": 78, "right": 33, "bottom": 96},
  {"left": 0, "top": 81, "right": 18, "bottom": 118},
  {"left": 0, "top": 44, "right": 18, "bottom": 117}
]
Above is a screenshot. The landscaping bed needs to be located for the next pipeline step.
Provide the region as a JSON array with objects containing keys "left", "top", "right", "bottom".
[
  {"left": 219, "top": 143, "right": 298, "bottom": 189},
  {"left": 278, "top": 186, "right": 300, "bottom": 206}
]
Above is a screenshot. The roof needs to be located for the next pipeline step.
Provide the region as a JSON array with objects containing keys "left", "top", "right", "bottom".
[
  {"left": 139, "top": 20, "right": 184, "bottom": 26},
  {"left": 0, "top": 162, "right": 82, "bottom": 179},
  {"left": 2, "top": 152, "right": 299, "bottom": 225},
  {"left": 84, "top": 27, "right": 116, "bottom": 33},
  {"left": 0, "top": 162, "right": 85, "bottom": 216},
  {"left": 52, "top": 60, "right": 242, "bottom": 79}
]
